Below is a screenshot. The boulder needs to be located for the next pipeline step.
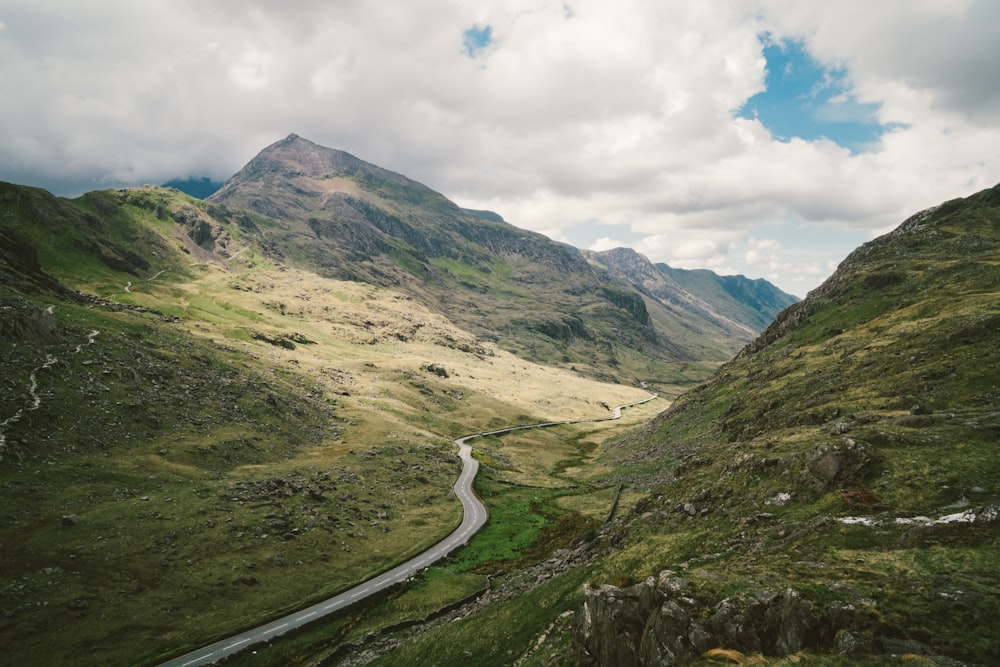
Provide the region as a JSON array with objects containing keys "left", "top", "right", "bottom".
[
  {"left": 804, "top": 438, "right": 880, "bottom": 491},
  {"left": 576, "top": 579, "right": 658, "bottom": 667},
  {"left": 576, "top": 575, "right": 820, "bottom": 666}
]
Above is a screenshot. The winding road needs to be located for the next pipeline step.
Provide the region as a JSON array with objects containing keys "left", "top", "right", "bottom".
[{"left": 158, "top": 391, "right": 658, "bottom": 667}]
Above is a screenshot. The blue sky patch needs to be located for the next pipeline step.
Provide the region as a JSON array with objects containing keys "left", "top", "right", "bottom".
[
  {"left": 738, "top": 38, "right": 893, "bottom": 153},
  {"left": 463, "top": 25, "right": 493, "bottom": 57}
]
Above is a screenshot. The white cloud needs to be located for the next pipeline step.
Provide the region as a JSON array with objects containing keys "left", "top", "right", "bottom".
[
  {"left": 0, "top": 0, "right": 997, "bottom": 295},
  {"left": 589, "top": 237, "right": 626, "bottom": 253},
  {"left": 745, "top": 239, "right": 785, "bottom": 267}
]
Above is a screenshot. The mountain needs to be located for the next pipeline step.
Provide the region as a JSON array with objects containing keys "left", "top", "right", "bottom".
[
  {"left": 565, "top": 183, "right": 1000, "bottom": 665},
  {"left": 583, "top": 246, "right": 798, "bottom": 356},
  {"left": 658, "top": 263, "right": 800, "bottom": 330},
  {"left": 206, "top": 134, "right": 781, "bottom": 383},
  {"left": 162, "top": 176, "right": 223, "bottom": 199},
  {"left": 8, "top": 136, "right": 992, "bottom": 665}
]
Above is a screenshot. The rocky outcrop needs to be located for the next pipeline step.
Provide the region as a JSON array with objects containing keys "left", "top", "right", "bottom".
[
  {"left": 600, "top": 286, "right": 651, "bottom": 326},
  {"left": 0, "top": 296, "right": 59, "bottom": 348},
  {"left": 0, "top": 227, "right": 64, "bottom": 295},
  {"left": 518, "top": 313, "right": 591, "bottom": 343},
  {"left": 803, "top": 437, "right": 882, "bottom": 491},
  {"left": 573, "top": 571, "right": 970, "bottom": 666},
  {"left": 575, "top": 573, "right": 821, "bottom": 666}
]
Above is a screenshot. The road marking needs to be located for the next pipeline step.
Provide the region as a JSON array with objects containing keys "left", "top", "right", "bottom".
[
  {"left": 273, "top": 623, "right": 288, "bottom": 631},
  {"left": 182, "top": 657, "right": 207, "bottom": 667},
  {"left": 299, "top": 611, "right": 317, "bottom": 620},
  {"left": 223, "top": 637, "right": 252, "bottom": 650}
]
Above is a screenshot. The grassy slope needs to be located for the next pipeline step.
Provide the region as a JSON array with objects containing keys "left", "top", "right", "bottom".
[
  {"left": 587, "top": 187, "right": 1000, "bottom": 664},
  {"left": 0, "top": 184, "right": 654, "bottom": 666},
  {"left": 345, "top": 185, "right": 1000, "bottom": 666}
]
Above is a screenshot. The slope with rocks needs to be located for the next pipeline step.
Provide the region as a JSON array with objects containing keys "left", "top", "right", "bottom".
[
  {"left": 575, "top": 183, "right": 1000, "bottom": 665},
  {"left": 346, "top": 184, "right": 1000, "bottom": 667}
]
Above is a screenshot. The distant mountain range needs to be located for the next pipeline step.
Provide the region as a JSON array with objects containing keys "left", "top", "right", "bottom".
[{"left": 162, "top": 176, "right": 223, "bottom": 199}]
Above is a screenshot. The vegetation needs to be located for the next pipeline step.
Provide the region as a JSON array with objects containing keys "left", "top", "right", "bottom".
[
  {"left": 8, "top": 141, "right": 990, "bottom": 667},
  {"left": 266, "top": 185, "right": 1000, "bottom": 666},
  {"left": 0, "top": 178, "right": 656, "bottom": 665}
]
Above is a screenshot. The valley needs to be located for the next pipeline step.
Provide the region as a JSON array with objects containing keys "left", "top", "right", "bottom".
[
  {"left": 0, "top": 249, "right": 662, "bottom": 666},
  {"left": 1, "top": 150, "right": 692, "bottom": 666},
  {"left": 2, "top": 137, "right": 996, "bottom": 666}
]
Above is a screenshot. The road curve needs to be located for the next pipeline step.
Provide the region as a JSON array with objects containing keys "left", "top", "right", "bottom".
[{"left": 157, "top": 391, "right": 658, "bottom": 667}]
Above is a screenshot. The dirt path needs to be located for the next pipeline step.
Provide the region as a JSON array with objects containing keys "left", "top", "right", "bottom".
[{"left": 0, "top": 313, "right": 98, "bottom": 463}]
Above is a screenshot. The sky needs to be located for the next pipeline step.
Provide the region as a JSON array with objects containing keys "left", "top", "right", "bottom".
[{"left": 1, "top": 1, "right": 999, "bottom": 297}]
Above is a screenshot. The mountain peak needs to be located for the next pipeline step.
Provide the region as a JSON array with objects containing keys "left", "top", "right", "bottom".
[{"left": 209, "top": 134, "right": 422, "bottom": 204}]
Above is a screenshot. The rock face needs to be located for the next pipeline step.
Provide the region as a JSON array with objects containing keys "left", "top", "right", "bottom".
[
  {"left": 573, "top": 571, "right": 977, "bottom": 666},
  {"left": 575, "top": 573, "right": 828, "bottom": 666}
]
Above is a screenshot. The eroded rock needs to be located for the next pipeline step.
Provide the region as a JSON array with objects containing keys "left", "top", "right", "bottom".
[{"left": 572, "top": 572, "right": 929, "bottom": 667}]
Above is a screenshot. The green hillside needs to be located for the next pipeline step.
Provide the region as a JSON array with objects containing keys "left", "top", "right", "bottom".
[
  {"left": 355, "top": 184, "right": 1000, "bottom": 666},
  {"left": 581, "top": 183, "right": 1000, "bottom": 665}
]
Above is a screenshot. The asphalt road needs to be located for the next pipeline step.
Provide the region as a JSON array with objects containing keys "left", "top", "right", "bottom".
[{"left": 157, "top": 392, "right": 657, "bottom": 667}]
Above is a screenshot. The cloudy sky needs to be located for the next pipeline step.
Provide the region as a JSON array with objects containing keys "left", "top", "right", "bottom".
[{"left": 2, "top": 1, "right": 999, "bottom": 296}]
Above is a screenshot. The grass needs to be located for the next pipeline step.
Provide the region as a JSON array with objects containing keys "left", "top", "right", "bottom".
[
  {"left": 365, "top": 565, "right": 595, "bottom": 667},
  {"left": 0, "top": 223, "right": 657, "bottom": 667},
  {"left": 446, "top": 476, "right": 582, "bottom": 574}
]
